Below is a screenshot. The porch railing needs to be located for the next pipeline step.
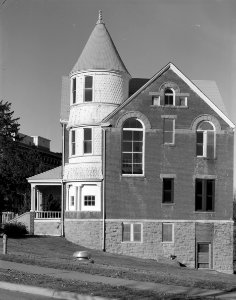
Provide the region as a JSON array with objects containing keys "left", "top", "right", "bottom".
[{"left": 35, "top": 211, "right": 61, "bottom": 219}]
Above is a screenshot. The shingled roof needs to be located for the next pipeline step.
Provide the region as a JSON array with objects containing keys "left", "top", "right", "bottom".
[
  {"left": 70, "top": 11, "right": 130, "bottom": 75},
  {"left": 28, "top": 166, "right": 62, "bottom": 182}
]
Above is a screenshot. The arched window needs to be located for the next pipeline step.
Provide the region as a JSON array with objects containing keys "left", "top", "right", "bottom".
[
  {"left": 122, "top": 118, "right": 144, "bottom": 175},
  {"left": 196, "top": 121, "right": 215, "bottom": 158},
  {"left": 164, "top": 88, "right": 174, "bottom": 105}
]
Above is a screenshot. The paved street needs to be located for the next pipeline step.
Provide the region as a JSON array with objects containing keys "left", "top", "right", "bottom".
[{"left": 0, "top": 288, "right": 56, "bottom": 300}]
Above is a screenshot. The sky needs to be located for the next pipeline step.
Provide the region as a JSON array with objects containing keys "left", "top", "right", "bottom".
[{"left": 0, "top": 0, "right": 236, "bottom": 155}]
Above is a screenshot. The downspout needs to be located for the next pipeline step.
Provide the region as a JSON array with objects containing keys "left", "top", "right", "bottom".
[
  {"left": 61, "top": 122, "right": 65, "bottom": 237},
  {"left": 102, "top": 127, "right": 106, "bottom": 251}
]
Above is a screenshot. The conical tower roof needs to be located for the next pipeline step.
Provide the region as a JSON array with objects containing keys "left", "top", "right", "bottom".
[{"left": 70, "top": 11, "right": 130, "bottom": 75}]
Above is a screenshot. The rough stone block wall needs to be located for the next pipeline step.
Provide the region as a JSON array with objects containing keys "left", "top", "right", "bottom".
[
  {"left": 64, "top": 220, "right": 103, "bottom": 250},
  {"left": 34, "top": 221, "right": 61, "bottom": 236},
  {"left": 213, "top": 222, "right": 234, "bottom": 274},
  {"left": 105, "top": 221, "right": 195, "bottom": 268}
]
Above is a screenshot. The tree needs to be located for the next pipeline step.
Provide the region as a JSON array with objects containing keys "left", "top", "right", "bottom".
[{"left": 0, "top": 100, "right": 45, "bottom": 213}]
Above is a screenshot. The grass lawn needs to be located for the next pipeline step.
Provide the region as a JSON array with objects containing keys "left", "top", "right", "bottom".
[{"left": 0, "top": 236, "right": 236, "bottom": 294}]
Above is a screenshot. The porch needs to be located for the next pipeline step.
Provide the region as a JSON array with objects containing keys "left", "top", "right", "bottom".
[{"left": 28, "top": 166, "right": 63, "bottom": 236}]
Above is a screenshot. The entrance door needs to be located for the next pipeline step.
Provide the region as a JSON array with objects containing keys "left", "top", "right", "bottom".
[{"left": 196, "top": 242, "right": 211, "bottom": 269}]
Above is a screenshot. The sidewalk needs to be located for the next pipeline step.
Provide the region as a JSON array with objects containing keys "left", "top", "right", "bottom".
[{"left": 0, "top": 259, "right": 236, "bottom": 299}]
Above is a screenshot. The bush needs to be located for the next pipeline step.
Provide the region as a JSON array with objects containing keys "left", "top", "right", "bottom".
[{"left": 4, "top": 222, "right": 28, "bottom": 237}]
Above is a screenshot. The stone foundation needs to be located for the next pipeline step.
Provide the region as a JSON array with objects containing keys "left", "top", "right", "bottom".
[
  {"left": 105, "top": 221, "right": 196, "bottom": 268},
  {"left": 64, "top": 219, "right": 103, "bottom": 250},
  {"left": 34, "top": 220, "right": 61, "bottom": 236},
  {"left": 63, "top": 219, "right": 234, "bottom": 273}
]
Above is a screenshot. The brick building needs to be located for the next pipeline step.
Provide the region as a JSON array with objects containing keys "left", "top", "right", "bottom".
[{"left": 28, "top": 11, "right": 235, "bottom": 273}]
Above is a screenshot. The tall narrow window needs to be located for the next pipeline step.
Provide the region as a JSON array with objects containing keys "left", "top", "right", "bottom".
[
  {"left": 83, "top": 128, "right": 92, "bottom": 154},
  {"left": 163, "top": 118, "right": 175, "bottom": 144},
  {"left": 162, "top": 223, "right": 174, "bottom": 242},
  {"left": 71, "top": 130, "right": 76, "bottom": 155},
  {"left": 72, "top": 78, "right": 76, "bottom": 104},
  {"left": 84, "top": 76, "right": 93, "bottom": 102},
  {"left": 195, "top": 179, "right": 215, "bottom": 212},
  {"left": 162, "top": 178, "right": 174, "bottom": 203},
  {"left": 196, "top": 122, "right": 215, "bottom": 159},
  {"left": 164, "top": 88, "right": 174, "bottom": 105},
  {"left": 122, "top": 118, "right": 144, "bottom": 175}
]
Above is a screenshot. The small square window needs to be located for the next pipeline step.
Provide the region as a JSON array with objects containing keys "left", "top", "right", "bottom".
[
  {"left": 162, "top": 223, "right": 174, "bottom": 242},
  {"left": 84, "top": 195, "right": 95, "bottom": 206},
  {"left": 152, "top": 96, "right": 160, "bottom": 106},
  {"left": 179, "top": 97, "right": 187, "bottom": 107}
]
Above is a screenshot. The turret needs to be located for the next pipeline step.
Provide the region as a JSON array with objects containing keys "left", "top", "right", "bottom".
[{"left": 67, "top": 11, "right": 131, "bottom": 128}]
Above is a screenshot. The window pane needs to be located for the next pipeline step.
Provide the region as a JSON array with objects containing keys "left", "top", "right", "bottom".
[
  {"left": 198, "top": 122, "right": 214, "bottom": 131},
  {"left": 164, "top": 132, "right": 173, "bottom": 144},
  {"left": 197, "top": 131, "right": 203, "bottom": 143},
  {"left": 84, "top": 141, "right": 92, "bottom": 153},
  {"left": 122, "top": 153, "right": 132, "bottom": 163},
  {"left": 196, "top": 144, "right": 203, "bottom": 156},
  {"left": 72, "top": 131, "right": 75, "bottom": 142},
  {"left": 196, "top": 180, "right": 202, "bottom": 195},
  {"left": 72, "top": 144, "right": 75, "bottom": 155},
  {"left": 85, "top": 76, "right": 93, "bottom": 88},
  {"left": 85, "top": 89, "right": 92, "bottom": 102},
  {"left": 133, "top": 142, "right": 143, "bottom": 152},
  {"left": 123, "top": 224, "right": 131, "bottom": 242},
  {"left": 123, "top": 131, "right": 132, "bottom": 140},
  {"left": 133, "top": 131, "right": 143, "bottom": 141},
  {"left": 163, "top": 178, "right": 172, "bottom": 190},
  {"left": 162, "top": 224, "right": 173, "bottom": 242},
  {"left": 164, "top": 119, "right": 173, "bottom": 131},
  {"left": 198, "top": 263, "right": 209, "bottom": 269},
  {"left": 198, "top": 243, "right": 209, "bottom": 253},
  {"left": 84, "top": 128, "right": 92, "bottom": 140},
  {"left": 133, "top": 164, "right": 143, "bottom": 174},
  {"left": 133, "top": 224, "right": 141, "bottom": 241},
  {"left": 122, "top": 142, "right": 132, "bottom": 152},
  {"left": 123, "top": 118, "right": 142, "bottom": 128},
  {"left": 133, "top": 153, "right": 142, "bottom": 163},
  {"left": 122, "top": 164, "right": 132, "bottom": 174}
]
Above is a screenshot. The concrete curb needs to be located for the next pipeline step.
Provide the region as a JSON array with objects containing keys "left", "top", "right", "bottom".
[{"left": 0, "top": 281, "right": 111, "bottom": 300}]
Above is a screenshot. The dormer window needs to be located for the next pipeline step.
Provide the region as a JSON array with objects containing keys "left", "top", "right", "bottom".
[
  {"left": 164, "top": 88, "right": 174, "bottom": 106},
  {"left": 84, "top": 76, "right": 93, "bottom": 102},
  {"left": 72, "top": 78, "right": 76, "bottom": 104}
]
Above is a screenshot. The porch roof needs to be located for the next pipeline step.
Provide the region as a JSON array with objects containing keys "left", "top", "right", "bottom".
[{"left": 28, "top": 166, "right": 62, "bottom": 183}]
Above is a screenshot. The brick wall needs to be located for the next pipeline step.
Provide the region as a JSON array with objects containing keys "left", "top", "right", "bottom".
[{"left": 105, "top": 69, "right": 234, "bottom": 221}]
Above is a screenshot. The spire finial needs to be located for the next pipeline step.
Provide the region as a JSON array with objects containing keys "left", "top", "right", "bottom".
[{"left": 97, "top": 10, "right": 104, "bottom": 24}]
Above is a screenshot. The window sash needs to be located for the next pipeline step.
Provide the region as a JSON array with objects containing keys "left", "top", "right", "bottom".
[
  {"left": 164, "top": 119, "right": 174, "bottom": 144},
  {"left": 162, "top": 178, "right": 174, "bottom": 203},
  {"left": 195, "top": 179, "right": 215, "bottom": 212},
  {"left": 71, "top": 131, "right": 76, "bottom": 155},
  {"left": 84, "top": 76, "right": 93, "bottom": 102},
  {"left": 122, "top": 223, "right": 142, "bottom": 242},
  {"left": 83, "top": 128, "right": 92, "bottom": 154},
  {"left": 72, "top": 78, "right": 76, "bottom": 104},
  {"left": 122, "top": 127, "right": 143, "bottom": 175},
  {"left": 196, "top": 129, "right": 215, "bottom": 159},
  {"left": 162, "top": 223, "right": 173, "bottom": 242},
  {"left": 84, "top": 195, "right": 95, "bottom": 206}
]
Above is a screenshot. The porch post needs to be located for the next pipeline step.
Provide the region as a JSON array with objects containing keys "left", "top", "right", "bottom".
[{"left": 30, "top": 185, "right": 36, "bottom": 211}]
